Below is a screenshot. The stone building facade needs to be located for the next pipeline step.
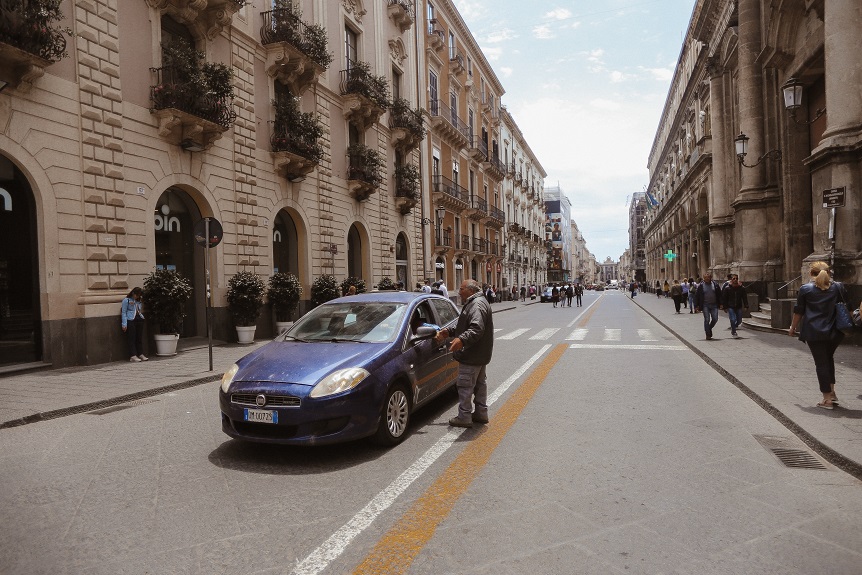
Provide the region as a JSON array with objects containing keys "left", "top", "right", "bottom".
[
  {"left": 645, "top": 0, "right": 861, "bottom": 305},
  {"left": 0, "top": 0, "right": 549, "bottom": 368}
]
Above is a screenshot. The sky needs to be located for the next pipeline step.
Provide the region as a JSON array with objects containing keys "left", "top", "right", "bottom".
[{"left": 453, "top": 0, "right": 697, "bottom": 261}]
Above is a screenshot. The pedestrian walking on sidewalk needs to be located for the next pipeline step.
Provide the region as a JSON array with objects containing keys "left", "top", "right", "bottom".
[
  {"left": 670, "top": 280, "right": 683, "bottom": 313},
  {"left": 663, "top": 280, "right": 671, "bottom": 299},
  {"left": 520, "top": 285, "right": 526, "bottom": 302},
  {"left": 694, "top": 271, "right": 722, "bottom": 340},
  {"left": 575, "top": 283, "right": 583, "bottom": 307},
  {"left": 721, "top": 274, "right": 748, "bottom": 337},
  {"left": 655, "top": 280, "right": 662, "bottom": 298},
  {"left": 681, "top": 279, "right": 689, "bottom": 308},
  {"left": 551, "top": 284, "right": 560, "bottom": 307},
  {"left": 788, "top": 261, "right": 849, "bottom": 410},
  {"left": 121, "top": 287, "right": 148, "bottom": 362},
  {"left": 435, "top": 279, "right": 494, "bottom": 427},
  {"left": 566, "top": 284, "right": 574, "bottom": 307},
  {"left": 687, "top": 278, "right": 697, "bottom": 312}
]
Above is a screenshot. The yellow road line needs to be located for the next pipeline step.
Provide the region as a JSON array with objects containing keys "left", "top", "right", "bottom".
[{"left": 352, "top": 344, "right": 568, "bottom": 575}]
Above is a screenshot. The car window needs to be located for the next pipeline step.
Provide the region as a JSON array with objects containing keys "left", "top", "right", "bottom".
[
  {"left": 430, "top": 298, "right": 458, "bottom": 326},
  {"left": 289, "top": 302, "right": 407, "bottom": 342}
]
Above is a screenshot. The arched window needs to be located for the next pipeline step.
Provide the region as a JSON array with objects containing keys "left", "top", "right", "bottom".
[
  {"left": 273, "top": 209, "right": 298, "bottom": 275},
  {"left": 395, "top": 233, "right": 408, "bottom": 288},
  {"left": 347, "top": 224, "right": 362, "bottom": 279}
]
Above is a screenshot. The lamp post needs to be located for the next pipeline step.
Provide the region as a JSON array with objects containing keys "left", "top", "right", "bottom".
[{"left": 734, "top": 132, "right": 782, "bottom": 168}]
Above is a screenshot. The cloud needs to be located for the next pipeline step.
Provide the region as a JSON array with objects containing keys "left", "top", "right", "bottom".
[
  {"left": 641, "top": 66, "right": 674, "bottom": 82},
  {"left": 532, "top": 24, "right": 554, "bottom": 39},
  {"left": 482, "top": 46, "right": 503, "bottom": 61},
  {"left": 544, "top": 8, "right": 572, "bottom": 20},
  {"left": 609, "top": 70, "right": 627, "bottom": 83},
  {"left": 485, "top": 28, "right": 516, "bottom": 43},
  {"left": 453, "top": 0, "right": 485, "bottom": 21},
  {"left": 590, "top": 98, "right": 621, "bottom": 110},
  {"left": 499, "top": 66, "right": 513, "bottom": 78}
]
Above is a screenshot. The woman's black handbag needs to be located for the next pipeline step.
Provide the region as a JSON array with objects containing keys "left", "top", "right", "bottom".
[{"left": 835, "top": 285, "right": 855, "bottom": 332}]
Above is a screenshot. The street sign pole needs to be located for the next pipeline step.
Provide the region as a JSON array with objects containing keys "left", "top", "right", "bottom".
[{"left": 829, "top": 207, "right": 836, "bottom": 272}]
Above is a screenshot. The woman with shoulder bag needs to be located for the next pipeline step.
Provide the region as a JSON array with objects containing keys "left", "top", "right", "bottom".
[
  {"left": 121, "top": 287, "right": 148, "bottom": 362},
  {"left": 788, "top": 261, "right": 848, "bottom": 409}
]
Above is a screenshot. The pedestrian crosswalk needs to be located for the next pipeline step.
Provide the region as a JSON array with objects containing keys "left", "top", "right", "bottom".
[{"left": 489, "top": 327, "right": 686, "bottom": 351}]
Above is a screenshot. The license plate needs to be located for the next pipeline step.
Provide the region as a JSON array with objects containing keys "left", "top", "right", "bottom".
[{"left": 244, "top": 408, "right": 278, "bottom": 424}]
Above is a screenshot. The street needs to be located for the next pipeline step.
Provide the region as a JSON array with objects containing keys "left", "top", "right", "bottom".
[{"left": 1, "top": 290, "right": 861, "bottom": 575}]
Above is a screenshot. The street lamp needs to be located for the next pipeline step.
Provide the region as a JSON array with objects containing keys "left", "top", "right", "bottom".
[
  {"left": 734, "top": 132, "right": 782, "bottom": 168},
  {"left": 781, "top": 76, "right": 826, "bottom": 125}
]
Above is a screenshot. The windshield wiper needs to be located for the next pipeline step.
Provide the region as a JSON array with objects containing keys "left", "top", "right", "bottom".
[
  {"left": 283, "top": 335, "right": 310, "bottom": 343},
  {"left": 327, "top": 337, "right": 360, "bottom": 343}
]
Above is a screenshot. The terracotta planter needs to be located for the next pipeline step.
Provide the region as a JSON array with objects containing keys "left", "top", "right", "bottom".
[
  {"left": 236, "top": 325, "right": 257, "bottom": 344},
  {"left": 154, "top": 333, "right": 179, "bottom": 356}
]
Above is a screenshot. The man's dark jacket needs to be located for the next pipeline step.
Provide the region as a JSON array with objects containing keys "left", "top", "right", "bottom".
[
  {"left": 721, "top": 283, "right": 749, "bottom": 310},
  {"left": 694, "top": 280, "right": 722, "bottom": 310},
  {"left": 450, "top": 291, "right": 494, "bottom": 366}
]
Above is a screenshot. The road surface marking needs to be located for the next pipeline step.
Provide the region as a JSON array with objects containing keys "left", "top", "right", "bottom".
[
  {"left": 289, "top": 345, "right": 554, "bottom": 575},
  {"left": 529, "top": 328, "right": 559, "bottom": 340},
  {"left": 638, "top": 329, "right": 657, "bottom": 341},
  {"left": 566, "top": 328, "right": 588, "bottom": 340},
  {"left": 497, "top": 328, "right": 530, "bottom": 340},
  {"left": 351, "top": 344, "right": 568, "bottom": 575},
  {"left": 569, "top": 344, "right": 686, "bottom": 351},
  {"left": 603, "top": 329, "right": 621, "bottom": 341}
]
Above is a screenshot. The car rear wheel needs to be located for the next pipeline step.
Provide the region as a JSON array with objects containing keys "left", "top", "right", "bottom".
[{"left": 373, "top": 385, "right": 411, "bottom": 446}]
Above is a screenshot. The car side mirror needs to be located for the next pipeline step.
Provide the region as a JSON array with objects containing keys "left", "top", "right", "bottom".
[{"left": 411, "top": 325, "right": 439, "bottom": 343}]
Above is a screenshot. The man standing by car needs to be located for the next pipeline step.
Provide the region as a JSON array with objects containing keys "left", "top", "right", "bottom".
[{"left": 435, "top": 279, "right": 494, "bottom": 428}]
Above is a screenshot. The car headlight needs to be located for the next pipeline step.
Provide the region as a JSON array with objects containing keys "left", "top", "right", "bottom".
[
  {"left": 309, "top": 367, "right": 370, "bottom": 398},
  {"left": 221, "top": 363, "right": 239, "bottom": 394}
]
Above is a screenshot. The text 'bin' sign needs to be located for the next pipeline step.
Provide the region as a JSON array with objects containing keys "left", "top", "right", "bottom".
[{"left": 822, "top": 187, "right": 846, "bottom": 208}]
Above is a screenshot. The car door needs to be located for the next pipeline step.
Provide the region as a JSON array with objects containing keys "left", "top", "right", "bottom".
[
  {"left": 426, "top": 297, "right": 460, "bottom": 397},
  {"left": 407, "top": 301, "right": 450, "bottom": 404}
]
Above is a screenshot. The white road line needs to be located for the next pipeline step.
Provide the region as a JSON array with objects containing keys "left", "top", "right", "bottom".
[
  {"left": 638, "top": 329, "right": 657, "bottom": 341},
  {"left": 569, "top": 344, "right": 686, "bottom": 351},
  {"left": 529, "top": 328, "right": 559, "bottom": 340},
  {"left": 565, "top": 297, "right": 601, "bottom": 328},
  {"left": 497, "top": 327, "right": 530, "bottom": 340},
  {"left": 494, "top": 328, "right": 503, "bottom": 332},
  {"left": 290, "top": 345, "right": 554, "bottom": 575},
  {"left": 603, "top": 329, "right": 621, "bottom": 341},
  {"left": 566, "top": 328, "right": 588, "bottom": 341}
]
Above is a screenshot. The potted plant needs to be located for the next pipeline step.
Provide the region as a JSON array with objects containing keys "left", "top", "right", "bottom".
[
  {"left": 142, "top": 269, "right": 193, "bottom": 356},
  {"left": 310, "top": 274, "right": 340, "bottom": 307},
  {"left": 267, "top": 272, "right": 302, "bottom": 333},
  {"left": 377, "top": 276, "right": 396, "bottom": 291},
  {"left": 227, "top": 271, "right": 266, "bottom": 343},
  {"left": 340, "top": 276, "right": 366, "bottom": 296}
]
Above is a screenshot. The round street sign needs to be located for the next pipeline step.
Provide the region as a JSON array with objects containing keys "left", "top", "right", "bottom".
[{"left": 194, "top": 218, "right": 223, "bottom": 248}]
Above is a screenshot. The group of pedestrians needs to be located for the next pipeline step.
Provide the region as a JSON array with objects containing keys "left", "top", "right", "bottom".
[{"left": 547, "top": 283, "right": 583, "bottom": 308}]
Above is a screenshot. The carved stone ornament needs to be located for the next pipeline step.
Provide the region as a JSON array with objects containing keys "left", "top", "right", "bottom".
[
  {"left": 342, "top": 0, "right": 367, "bottom": 24},
  {"left": 388, "top": 39, "right": 407, "bottom": 66}
]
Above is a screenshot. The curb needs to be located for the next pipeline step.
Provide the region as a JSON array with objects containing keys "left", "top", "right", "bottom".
[{"left": 633, "top": 299, "right": 862, "bottom": 481}]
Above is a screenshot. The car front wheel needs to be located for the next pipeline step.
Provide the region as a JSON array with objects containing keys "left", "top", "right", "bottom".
[{"left": 373, "top": 385, "right": 411, "bottom": 446}]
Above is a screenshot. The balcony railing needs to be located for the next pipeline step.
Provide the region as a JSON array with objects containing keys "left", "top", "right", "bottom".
[
  {"left": 488, "top": 205, "right": 505, "bottom": 223},
  {"left": 427, "top": 19, "right": 445, "bottom": 50},
  {"left": 469, "top": 136, "right": 488, "bottom": 161},
  {"left": 150, "top": 66, "right": 236, "bottom": 129},
  {"left": 437, "top": 229, "right": 452, "bottom": 248},
  {"left": 458, "top": 234, "right": 471, "bottom": 251},
  {"left": 340, "top": 62, "right": 390, "bottom": 109},
  {"left": 0, "top": 0, "right": 67, "bottom": 63},
  {"left": 428, "top": 99, "right": 471, "bottom": 144},
  {"left": 473, "top": 237, "right": 486, "bottom": 253},
  {"left": 432, "top": 175, "right": 468, "bottom": 204},
  {"left": 260, "top": 8, "right": 331, "bottom": 68},
  {"left": 388, "top": 98, "right": 425, "bottom": 150},
  {"left": 386, "top": 0, "right": 415, "bottom": 33},
  {"left": 449, "top": 47, "right": 466, "bottom": 74},
  {"left": 469, "top": 194, "right": 488, "bottom": 214}
]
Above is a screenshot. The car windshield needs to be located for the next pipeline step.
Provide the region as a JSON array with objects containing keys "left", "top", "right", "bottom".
[{"left": 285, "top": 302, "right": 408, "bottom": 343}]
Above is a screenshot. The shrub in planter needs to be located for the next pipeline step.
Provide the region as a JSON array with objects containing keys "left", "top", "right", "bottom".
[
  {"left": 377, "top": 276, "right": 396, "bottom": 291},
  {"left": 227, "top": 271, "right": 266, "bottom": 326},
  {"left": 268, "top": 272, "right": 302, "bottom": 322},
  {"left": 340, "top": 276, "right": 366, "bottom": 296},
  {"left": 142, "top": 269, "right": 193, "bottom": 334},
  {"left": 310, "top": 274, "right": 340, "bottom": 307}
]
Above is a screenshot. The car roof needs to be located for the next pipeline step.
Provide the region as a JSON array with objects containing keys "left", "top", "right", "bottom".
[{"left": 326, "top": 291, "right": 451, "bottom": 305}]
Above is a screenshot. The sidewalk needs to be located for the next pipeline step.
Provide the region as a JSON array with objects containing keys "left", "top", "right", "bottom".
[{"left": 632, "top": 290, "right": 862, "bottom": 478}]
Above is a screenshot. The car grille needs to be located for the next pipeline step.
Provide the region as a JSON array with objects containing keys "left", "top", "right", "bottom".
[{"left": 231, "top": 393, "right": 301, "bottom": 407}]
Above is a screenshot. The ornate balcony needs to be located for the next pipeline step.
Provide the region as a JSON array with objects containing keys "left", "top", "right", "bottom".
[
  {"left": 389, "top": 98, "right": 426, "bottom": 152},
  {"left": 0, "top": 0, "right": 67, "bottom": 92},
  {"left": 431, "top": 175, "right": 468, "bottom": 211},
  {"left": 387, "top": 0, "right": 415, "bottom": 33},
  {"left": 346, "top": 144, "right": 384, "bottom": 201},
  {"left": 487, "top": 205, "right": 505, "bottom": 227},
  {"left": 448, "top": 47, "right": 466, "bottom": 76},
  {"left": 341, "top": 62, "right": 389, "bottom": 130},
  {"left": 482, "top": 154, "right": 506, "bottom": 181},
  {"left": 435, "top": 229, "right": 452, "bottom": 253},
  {"left": 270, "top": 97, "right": 323, "bottom": 182},
  {"left": 261, "top": 8, "right": 331, "bottom": 96},
  {"left": 147, "top": 0, "right": 246, "bottom": 40},
  {"left": 393, "top": 164, "right": 419, "bottom": 214},
  {"left": 427, "top": 19, "right": 446, "bottom": 52},
  {"left": 150, "top": 65, "right": 236, "bottom": 150},
  {"left": 468, "top": 136, "right": 488, "bottom": 161},
  {"left": 465, "top": 194, "right": 487, "bottom": 221},
  {"left": 428, "top": 99, "right": 470, "bottom": 148}
]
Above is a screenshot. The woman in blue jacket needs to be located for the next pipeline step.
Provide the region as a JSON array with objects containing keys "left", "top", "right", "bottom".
[
  {"left": 121, "top": 287, "right": 148, "bottom": 362},
  {"left": 788, "top": 261, "right": 848, "bottom": 409}
]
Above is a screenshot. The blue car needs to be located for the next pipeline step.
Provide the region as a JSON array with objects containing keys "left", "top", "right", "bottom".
[{"left": 219, "top": 292, "right": 460, "bottom": 446}]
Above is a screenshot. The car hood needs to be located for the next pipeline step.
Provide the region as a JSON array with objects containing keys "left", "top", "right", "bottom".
[{"left": 234, "top": 340, "right": 390, "bottom": 386}]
